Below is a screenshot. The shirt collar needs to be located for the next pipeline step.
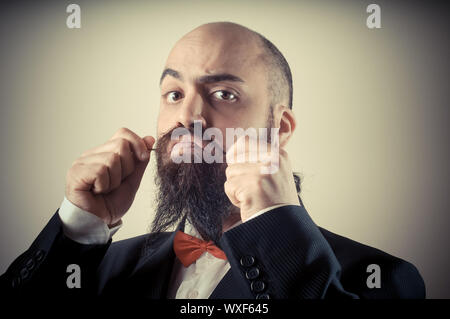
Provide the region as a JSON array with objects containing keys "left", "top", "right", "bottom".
[{"left": 183, "top": 218, "right": 242, "bottom": 240}]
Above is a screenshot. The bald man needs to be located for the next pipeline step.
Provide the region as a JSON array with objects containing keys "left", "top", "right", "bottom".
[{"left": 1, "top": 22, "right": 425, "bottom": 299}]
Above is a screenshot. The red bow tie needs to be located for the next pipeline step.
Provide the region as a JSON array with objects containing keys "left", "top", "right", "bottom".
[{"left": 173, "top": 230, "right": 227, "bottom": 267}]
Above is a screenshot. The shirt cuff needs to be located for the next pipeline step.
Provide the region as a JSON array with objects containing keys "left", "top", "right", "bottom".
[
  {"left": 58, "top": 196, "right": 122, "bottom": 245},
  {"left": 245, "top": 204, "right": 299, "bottom": 222}
]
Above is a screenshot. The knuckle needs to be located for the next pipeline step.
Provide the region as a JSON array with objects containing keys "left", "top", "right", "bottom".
[
  {"left": 240, "top": 191, "right": 251, "bottom": 205},
  {"left": 95, "top": 178, "right": 105, "bottom": 188},
  {"left": 70, "top": 159, "right": 80, "bottom": 168},
  {"left": 69, "top": 162, "right": 83, "bottom": 175},
  {"left": 117, "top": 127, "right": 130, "bottom": 135},
  {"left": 254, "top": 175, "right": 266, "bottom": 188},
  {"left": 116, "top": 138, "right": 129, "bottom": 153},
  {"left": 224, "top": 180, "right": 236, "bottom": 195},
  {"left": 279, "top": 148, "right": 287, "bottom": 158},
  {"left": 254, "top": 178, "right": 263, "bottom": 188},
  {"left": 80, "top": 150, "right": 88, "bottom": 157},
  {"left": 224, "top": 180, "right": 231, "bottom": 192},
  {"left": 225, "top": 166, "right": 232, "bottom": 178}
]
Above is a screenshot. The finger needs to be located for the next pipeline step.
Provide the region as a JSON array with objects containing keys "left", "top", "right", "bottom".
[
  {"left": 226, "top": 135, "right": 278, "bottom": 164},
  {"left": 74, "top": 152, "right": 123, "bottom": 191},
  {"left": 224, "top": 180, "right": 240, "bottom": 208},
  {"left": 225, "top": 175, "right": 255, "bottom": 206},
  {"left": 69, "top": 162, "right": 110, "bottom": 194},
  {"left": 225, "top": 163, "right": 264, "bottom": 179},
  {"left": 142, "top": 136, "right": 156, "bottom": 151},
  {"left": 111, "top": 127, "right": 151, "bottom": 161},
  {"left": 92, "top": 164, "right": 110, "bottom": 194},
  {"left": 81, "top": 128, "right": 148, "bottom": 161},
  {"left": 81, "top": 139, "right": 136, "bottom": 178}
]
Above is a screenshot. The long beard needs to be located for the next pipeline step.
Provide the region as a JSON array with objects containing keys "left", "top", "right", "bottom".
[
  {"left": 146, "top": 106, "right": 276, "bottom": 250},
  {"left": 150, "top": 128, "right": 232, "bottom": 244}
]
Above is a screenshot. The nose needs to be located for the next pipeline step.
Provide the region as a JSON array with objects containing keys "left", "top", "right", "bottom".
[{"left": 177, "top": 91, "right": 207, "bottom": 130}]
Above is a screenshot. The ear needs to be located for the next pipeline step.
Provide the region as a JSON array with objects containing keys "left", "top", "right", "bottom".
[{"left": 273, "top": 104, "right": 296, "bottom": 148}]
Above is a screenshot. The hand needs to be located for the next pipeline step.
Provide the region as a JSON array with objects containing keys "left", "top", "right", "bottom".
[
  {"left": 65, "top": 127, "right": 155, "bottom": 226},
  {"left": 224, "top": 136, "right": 300, "bottom": 222}
]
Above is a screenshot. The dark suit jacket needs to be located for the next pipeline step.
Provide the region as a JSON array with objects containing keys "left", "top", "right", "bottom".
[{"left": 0, "top": 205, "right": 425, "bottom": 299}]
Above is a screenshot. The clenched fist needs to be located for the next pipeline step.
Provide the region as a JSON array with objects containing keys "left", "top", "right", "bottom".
[
  {"left": 224, "top": 136, "right": 300, "bottom": 222},
  {"left": 65, "top": 127, "right": 155, "bottom": 226}
]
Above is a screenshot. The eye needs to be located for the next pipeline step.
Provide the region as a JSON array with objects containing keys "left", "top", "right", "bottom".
[
  {"left": 211, "top": 90, "right": 237, "bottom": 102},
  {"left": 166, "top": 91, "right": 183, "bottom": 103}
]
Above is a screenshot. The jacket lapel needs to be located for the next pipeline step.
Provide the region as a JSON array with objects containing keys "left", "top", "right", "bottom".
[
  {"left": 124, "top": 231, "right": 176, "bottom": 298},
  {"left": 125, "top": 218, "right": 188, "bottom": 298}
]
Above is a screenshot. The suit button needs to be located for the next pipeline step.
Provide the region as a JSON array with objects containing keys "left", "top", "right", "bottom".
[
  {"left": 245, "top": 267, "right": 260, "bottom": 280},
  {"left": 25, "top": 259, "right": 35, "bottom": 270},
  {"left": 240, "top": 255, "right": 255, "bottom": 268},
  {"left": 11, "top": 277, "right": 21, "bottom": 288},
  {"left": 250, "top": 280, "right": 266, "bottom": 293},
  {"left": 20, "top": 268, "right": 29, "bottom": 280},
  {"left": 34, "top": 250, "right": 45, "bottom": 262},
  {"left": 256, "top": 293, "right": 270, "bottom": 299}
]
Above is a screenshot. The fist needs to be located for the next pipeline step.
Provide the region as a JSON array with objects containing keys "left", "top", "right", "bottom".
[
  {"left": 65, "top": 127, "right": 155, "bottom": 226},
  {"left": 224, "top": 136, "right": 300, "bottom": 222}
]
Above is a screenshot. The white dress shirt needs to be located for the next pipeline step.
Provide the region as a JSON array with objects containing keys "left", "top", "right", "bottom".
[{"left": 58, "top": 197, "right": 289, "bottom": 298}]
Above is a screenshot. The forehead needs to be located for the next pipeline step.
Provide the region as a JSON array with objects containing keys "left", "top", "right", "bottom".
[{"left": 163, "top": 30, "right": 265, "bottom": 81}]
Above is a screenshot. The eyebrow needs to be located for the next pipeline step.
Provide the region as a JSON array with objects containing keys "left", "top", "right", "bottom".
[
  {"left": 160, "top": 68, "right": 182, "bottom": 85},
  {"left": 160, "top": 68, "right": 244, "bottom": 85},
  {"left": 198, "top": 73, "right": 244, "bottom": 84}
]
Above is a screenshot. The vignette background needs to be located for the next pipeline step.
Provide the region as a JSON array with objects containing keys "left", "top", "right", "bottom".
[{"left": 0, "top": 0, "right": 448, "bottom": 298}]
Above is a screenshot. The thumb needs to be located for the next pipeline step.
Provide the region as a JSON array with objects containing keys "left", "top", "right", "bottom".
[{"left": 143, "top": 136, "right": 156, "bottom": 150}]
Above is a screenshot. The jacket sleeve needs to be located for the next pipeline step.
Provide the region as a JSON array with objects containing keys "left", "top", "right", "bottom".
[
  {"left": 0, "top": 210, "right": 111, "bottom": 297},
  {"left": 220, "top": 205, "right": 359, "bottom": 299}
]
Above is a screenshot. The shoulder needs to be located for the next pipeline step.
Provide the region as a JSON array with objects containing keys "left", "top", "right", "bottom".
[{"left": 319, "top": 227, "right": 426, "bottom": 299}]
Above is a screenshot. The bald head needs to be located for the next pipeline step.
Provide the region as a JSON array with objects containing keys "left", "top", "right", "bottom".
[
  {"left": 164, "top": 22, "right": 293, "bottom": 110},
  {"left": 184, "top": 22, "right": 260, "bottom": 46}
]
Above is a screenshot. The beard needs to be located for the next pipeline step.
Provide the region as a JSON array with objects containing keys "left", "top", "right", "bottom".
[
  {"left": 147, "top": 106, "right": 276, "bottom": 248},
  {"left": 149, "top": 127, "right": 232, "bottom": 244}
]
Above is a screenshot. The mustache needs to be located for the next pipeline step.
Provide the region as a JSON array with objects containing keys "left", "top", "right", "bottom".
[{"left": 156, "top": 125, "right": 227, "bottom": 157}]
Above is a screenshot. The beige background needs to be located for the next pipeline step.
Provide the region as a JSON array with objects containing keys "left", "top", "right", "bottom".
[{"left": 0, "top": 0, "right": 449, "bottom": 298}]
